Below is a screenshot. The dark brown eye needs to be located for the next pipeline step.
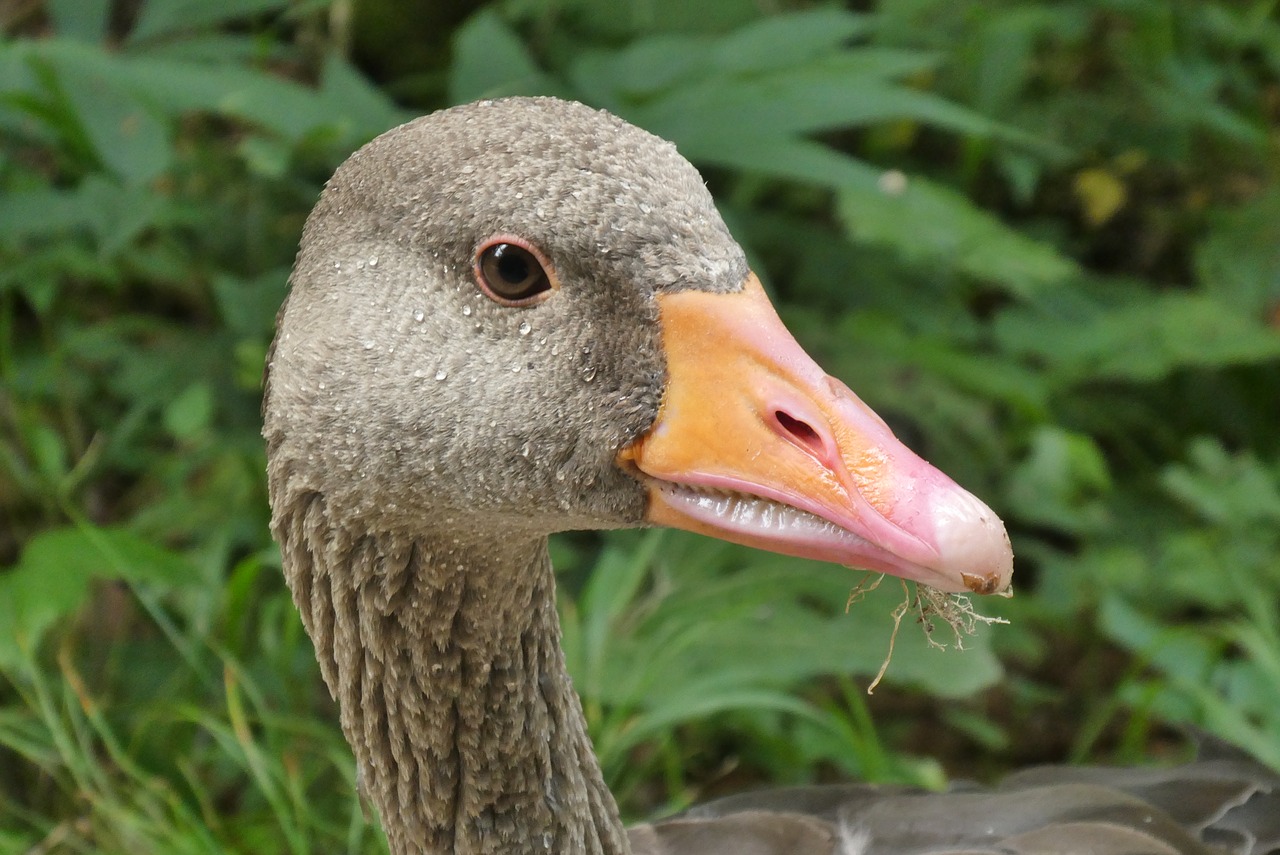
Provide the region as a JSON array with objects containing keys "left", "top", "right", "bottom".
[{"left": 475, "top": 239, "right": 553, "bottom": 305}]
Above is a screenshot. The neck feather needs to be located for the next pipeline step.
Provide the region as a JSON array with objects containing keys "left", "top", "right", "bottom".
[{"left": 274, "top": 494, "right": 631, "bottom": 855}]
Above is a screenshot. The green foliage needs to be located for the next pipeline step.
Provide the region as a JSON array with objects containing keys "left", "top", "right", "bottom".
[
  {"left": 1094, "top": 439, "right": 1280, "bottom": 767},
  {"left": 0, "top": 525, "right": 196, "bottom": 669},
  {"left": 2, "top": 0, "right": 1279, "bottom": 849},
  {"left": 558, "top": 530, "right": 1001, "bottom": 810}
]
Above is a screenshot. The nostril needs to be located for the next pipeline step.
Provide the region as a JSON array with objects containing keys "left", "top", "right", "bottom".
[{"left": 774, "top": 410, "right": 824, "bottom": 457}]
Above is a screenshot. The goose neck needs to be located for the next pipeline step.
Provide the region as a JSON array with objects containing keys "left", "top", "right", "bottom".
[{"left": 275, "top": 500, "right": 630, "bottom": 855}]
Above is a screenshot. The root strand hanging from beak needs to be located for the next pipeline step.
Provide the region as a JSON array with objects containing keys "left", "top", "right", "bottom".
[{"left": 846, "top": 576, "right": 1011, "bottom": 694}]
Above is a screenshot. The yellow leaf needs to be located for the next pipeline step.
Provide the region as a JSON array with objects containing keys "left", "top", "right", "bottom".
[{"left": 1074, "top": 168, "right": 1127, "bottom": 227}]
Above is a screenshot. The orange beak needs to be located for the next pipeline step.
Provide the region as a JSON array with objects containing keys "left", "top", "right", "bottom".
[{"left": 618, "top": 275, "right": 1012, "bottom": 595}]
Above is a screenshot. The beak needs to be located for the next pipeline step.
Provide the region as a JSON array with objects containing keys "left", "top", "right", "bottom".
[{"left": 617, "top": 274, "right": 1012, "bottom": 595}]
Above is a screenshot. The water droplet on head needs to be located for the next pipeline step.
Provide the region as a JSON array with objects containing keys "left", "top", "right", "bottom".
[
  {"left": 363, "top": 340, "right": 375, "bottom": 350},
  {"left": 518, "top": 321, "right": 531, "bottom": 336},
  {"left": 582, "top": 366, "right": 597, "bottom": 382},
  {"left": 414, "top": 310, "right": 425, "bottom": 322},
  {"left": 639, "top": 202, "right": 652, "bottom": 214},
  {"left": 435, "top": 369, "right": 448, "bottom": 381},
  {"left": 520, "top": 442, "right": 531, "bottom": 458},
  {"left": 462, "top": 305, "right": 472, "bottom": 316},
  {"left": 460, "top": 164, "right": 476, "bottom": 175},
  {"left": 368, "top": 256, "right": 379, "bottom": 267},
  {"left": 511, "top": 364, "right": 522, "bottom": 373}
]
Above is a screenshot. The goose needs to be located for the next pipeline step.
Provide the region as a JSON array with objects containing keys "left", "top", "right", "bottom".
[{"left": 262, "top": 96, "right": 1278, "bottom": 855}]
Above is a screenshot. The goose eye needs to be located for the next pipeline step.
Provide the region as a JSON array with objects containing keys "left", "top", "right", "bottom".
[{"left": 476, "top": 240, "right": 553, "bottom": 305}]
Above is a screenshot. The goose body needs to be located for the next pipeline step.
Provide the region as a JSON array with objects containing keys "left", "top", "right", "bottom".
[{"left": 262, "top": 97, "right": 1278, "bottom": 855}]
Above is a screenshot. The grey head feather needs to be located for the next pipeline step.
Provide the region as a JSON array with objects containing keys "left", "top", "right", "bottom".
[{"left": 264, "top": 97, "right": 747, "bottom": 539}]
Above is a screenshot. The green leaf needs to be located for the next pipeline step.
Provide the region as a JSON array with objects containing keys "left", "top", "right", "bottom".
[
  {"left": 837, "top": 176, "right": 1076, "bottom": 296},
  {"left": 995, "top": 292, "right": 1280, "bottom": 383},
  {"left": 0, "top": 187, "right": 93, "bottom": 241},
  {"left": 569, "top": 38, "right": 716, "bottom": 106},
  {"left": 626, "top": 54, "right": 1028, "bottom": 154},
  {"left": 594, "top": 545, "right": 1003, "bottom": 707},
  {"left": 579, "top": 532, "right": 665, "bottom": 700},
  {"left": 448, "top": 10, "right": 560, "bottom": 103},
  {"left": 211, "top": 269, "right": 290, "bottom": 338},
  {"left": 127, "top": 32, "right": 277, "bottom": 63},
  {"left": 163, "top": 382, "right": 215, "bottom": 440},
  {"left": 572, "top": 39, "right": 933, "bottom": 108},
  {"left": 1006, "top": 426, "right": 1113, "bottom": 535},
  {"left": 1195, "top": 188, "right": 1280, "bottom": 320},
  {"left": 112, "top": 57, "right": 340, "bottom": 141},
  {"left": 687, "top": 134, "right": 883, "bottom": 188},
  {"left": 1160, "top": 438, "right": 1280, "bottom": 527},
  {"left": 30, "top": 40, "right": 389, "bottom": 150},
  {"left": 534, "top": 0, "right": 763, "bottom": 39},
  {"left": 54, "top": 53, "right": 173, "bottom": 185},
  {"left": 129, "top": 0, "right": 291, "bottom": 44},
  {"left": 47, "top": 0, "right": 111, "bottom": 42},
  {"left": 1101, "top": 593, "right": 1280, "bottom": 769},
  {"left": 78, "top": 175, "right": 168, "bottom": 253},
  {"left": 705, "top": 8, "right": 871, "bottom": 75},
  {"left": 0, "top": 526, "right": 197, "bottom": 668},
  {"left": 599, "top": 690, "right": 831, "bottom": 767},
  {"left": 27, "top": 424, "right": 69, "bottom": 485},
  {"left": 0, "top": 177, "right": 166, "bottom": 254},
  {"left": 317, "top": 56, "right": 409, "bottom": 140},
  {"left": 837, "top": 313, "right": 1051, "bottom": 418},
  {"left": 238, "top": 135, "right": 291, "bottom": 179},
  {"left": 1100, "top": 596, "right": 1215, "bottom": 682}
]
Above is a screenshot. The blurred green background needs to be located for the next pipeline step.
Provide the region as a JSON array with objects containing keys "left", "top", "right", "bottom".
[{"left": 2, "top": 0, "right": 1278, "bottom": 852}]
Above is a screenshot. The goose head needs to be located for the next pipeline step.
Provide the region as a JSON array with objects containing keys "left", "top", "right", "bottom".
[
  {"left": 264, "top": 96, "right": 1011, "bottom": 594},
  {"left": 258, "top": 98, "right": 1280, "bottom": 855}
]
